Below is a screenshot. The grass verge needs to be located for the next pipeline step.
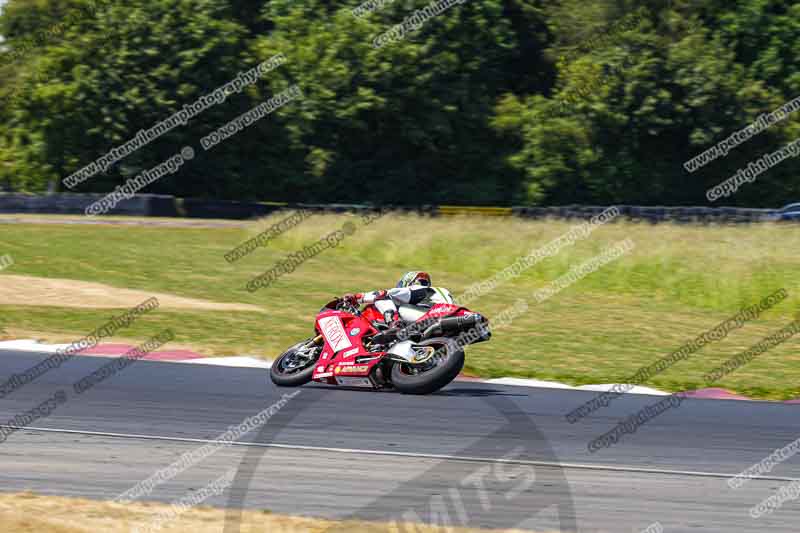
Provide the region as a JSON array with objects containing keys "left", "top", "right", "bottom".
[
  {"left": 0, "top": 491, "right": 548, "bottom": 533},
  {"left": 0, "top": 214, "right": 798, "bottom": 399}
]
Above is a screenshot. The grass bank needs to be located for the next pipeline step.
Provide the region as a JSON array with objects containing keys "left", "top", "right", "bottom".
[{"left": 0, "top": 214, "right": 798, "bottom": 399}]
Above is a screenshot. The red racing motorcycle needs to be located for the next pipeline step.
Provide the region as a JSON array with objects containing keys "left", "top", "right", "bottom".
[{"left": 270, "top": 297, "right": 491, "bottom": 394}]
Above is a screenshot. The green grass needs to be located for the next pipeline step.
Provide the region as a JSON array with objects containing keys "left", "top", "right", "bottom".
[{"left": 1, "top": 213, "right": 799, "bottom": 400}]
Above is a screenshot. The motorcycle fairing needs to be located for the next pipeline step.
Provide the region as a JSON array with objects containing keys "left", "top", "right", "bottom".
[{"left": 313, "top": 310, "right": 380, "bottom": 386}]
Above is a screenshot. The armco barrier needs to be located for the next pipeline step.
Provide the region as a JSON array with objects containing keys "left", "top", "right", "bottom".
[
  {"left": 0, "top": 193, "right": 164, "bottom": 216},
  {"left": 511, "top": 205, "right": 776, "bottom": 223},
  {"left": 0, "top": 193, "right": 786, "bottom": 223},
  {"left": 179, "top": 198, "right": 280, "bottom": 219},
  {"left": 439, "top": 205, "right": 514, "bottom": 217}
]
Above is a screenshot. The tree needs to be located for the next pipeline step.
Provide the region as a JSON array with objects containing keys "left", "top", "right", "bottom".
[{"left": 492, "top": 0, "right": 800, "bottom": 206}]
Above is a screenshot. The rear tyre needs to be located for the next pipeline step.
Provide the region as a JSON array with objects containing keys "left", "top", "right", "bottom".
[
  {"left": 390, "top": 344, "right": 465, "bottom": 395},
  {"left": 270, "top": 338, "right": 320, "bottom": 387}
]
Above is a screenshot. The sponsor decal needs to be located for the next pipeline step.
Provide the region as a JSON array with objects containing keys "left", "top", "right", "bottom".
[
  {"left": 343, "top": 348, "right": 360, "bottom": 357},
  {"left": 349, "top": 327, "right": 361, "bottom": 336},
  {"left": 315, "top": 372, "right": 333, "bottom": 378},
  {"left": 336, "top": 365, "right": 369, "bottom": 374},
  {"left": 335, "top": 376, "right": 373, "bottom": 387},
  {"left": 318, "top": 316, "right": 353, "bottom": 353}
]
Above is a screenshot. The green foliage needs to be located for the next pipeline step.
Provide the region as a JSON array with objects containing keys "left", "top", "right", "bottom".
[
  {"left": 494, "top": 0, "right": 800, "bottom": 206},
  {"left": 0, "top": 0, "right": 798, "bottom": 206},
  {"left": 242, "top": 0, "right": 549, "bottom": 204}
]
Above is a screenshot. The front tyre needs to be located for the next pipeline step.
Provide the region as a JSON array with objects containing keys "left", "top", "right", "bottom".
[
  {"left": 270, "top": 338, "right": 320, "bottom": 387},
  {"left": 390, "top": 344, "right": 465, "bottom": 395}
]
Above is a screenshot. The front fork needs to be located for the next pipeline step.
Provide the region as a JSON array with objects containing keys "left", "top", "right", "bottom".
[{"left": 307, "top": 335, "right": 324, "bottom": 348}]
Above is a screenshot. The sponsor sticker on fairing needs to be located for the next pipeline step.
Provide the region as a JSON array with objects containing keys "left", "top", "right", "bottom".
[
  {"left": 335, "top": 376, "right": 373, "bottom": 387},
  {"left": 335, "top": 365, "right": 369, "bottom": 374},
  {"left": 318, "top": 316, "right": 353, "bottom": 353},
  {"left": 343, "top": 348, "right": 360, "bottom": 357}
]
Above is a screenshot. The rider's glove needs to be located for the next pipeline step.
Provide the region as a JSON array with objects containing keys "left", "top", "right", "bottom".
[{"left": 360, "top": 290, "right": 388, "bottom": 304}]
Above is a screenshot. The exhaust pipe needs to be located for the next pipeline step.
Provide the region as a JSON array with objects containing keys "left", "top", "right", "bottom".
[{"left": 421, "top": 315, "right": 489, "bottom": 340}]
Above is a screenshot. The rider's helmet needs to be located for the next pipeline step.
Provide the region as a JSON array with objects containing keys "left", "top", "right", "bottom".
[{"left": 397, "top": 271, "right": 431, "bottom": 288}]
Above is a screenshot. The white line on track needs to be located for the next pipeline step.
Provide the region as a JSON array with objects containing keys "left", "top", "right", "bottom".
[{"left": 3, "top": 424, "right": 798, "bottom": 484}]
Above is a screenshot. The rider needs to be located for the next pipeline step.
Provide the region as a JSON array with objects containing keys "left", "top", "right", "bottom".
[{"left": 343, "top": 271, "right": 455, "bottom": 328}]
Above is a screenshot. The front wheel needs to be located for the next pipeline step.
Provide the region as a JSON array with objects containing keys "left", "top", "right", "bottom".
[
  {"left": 390, "top": 342, "right": 465, "bottom": 395},
  {"left": 270, "top": 337, "right": 321, "bottom": 387}
]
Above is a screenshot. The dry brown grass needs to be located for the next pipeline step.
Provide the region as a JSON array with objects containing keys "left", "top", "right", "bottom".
[
  {"left": 0, "top": 275, "right": 264, "bottom": 313},
  {"left": 0, "top": 492, "right": 551, "bottom": 533}
]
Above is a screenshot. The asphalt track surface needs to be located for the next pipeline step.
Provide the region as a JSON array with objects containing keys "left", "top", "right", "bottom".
[{"left": 0, "top": 350, "right": 798, "bottom": 532}]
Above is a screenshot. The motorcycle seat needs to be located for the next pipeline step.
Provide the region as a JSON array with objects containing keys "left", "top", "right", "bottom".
[{"left": 398, "top": 304, "right": 429, "bottom": 323}]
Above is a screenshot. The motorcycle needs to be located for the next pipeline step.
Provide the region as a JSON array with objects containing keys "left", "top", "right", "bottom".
[{"left": 270, "top": 296, "right": 491, "bottom": 394}]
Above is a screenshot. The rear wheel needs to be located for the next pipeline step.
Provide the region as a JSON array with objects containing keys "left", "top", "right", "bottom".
[
  {"left": 390, "top": 342, "right": 465, "bottom": 395},
  {"left": 270, "top": 338, "right": 321, "bottom": 387}
]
